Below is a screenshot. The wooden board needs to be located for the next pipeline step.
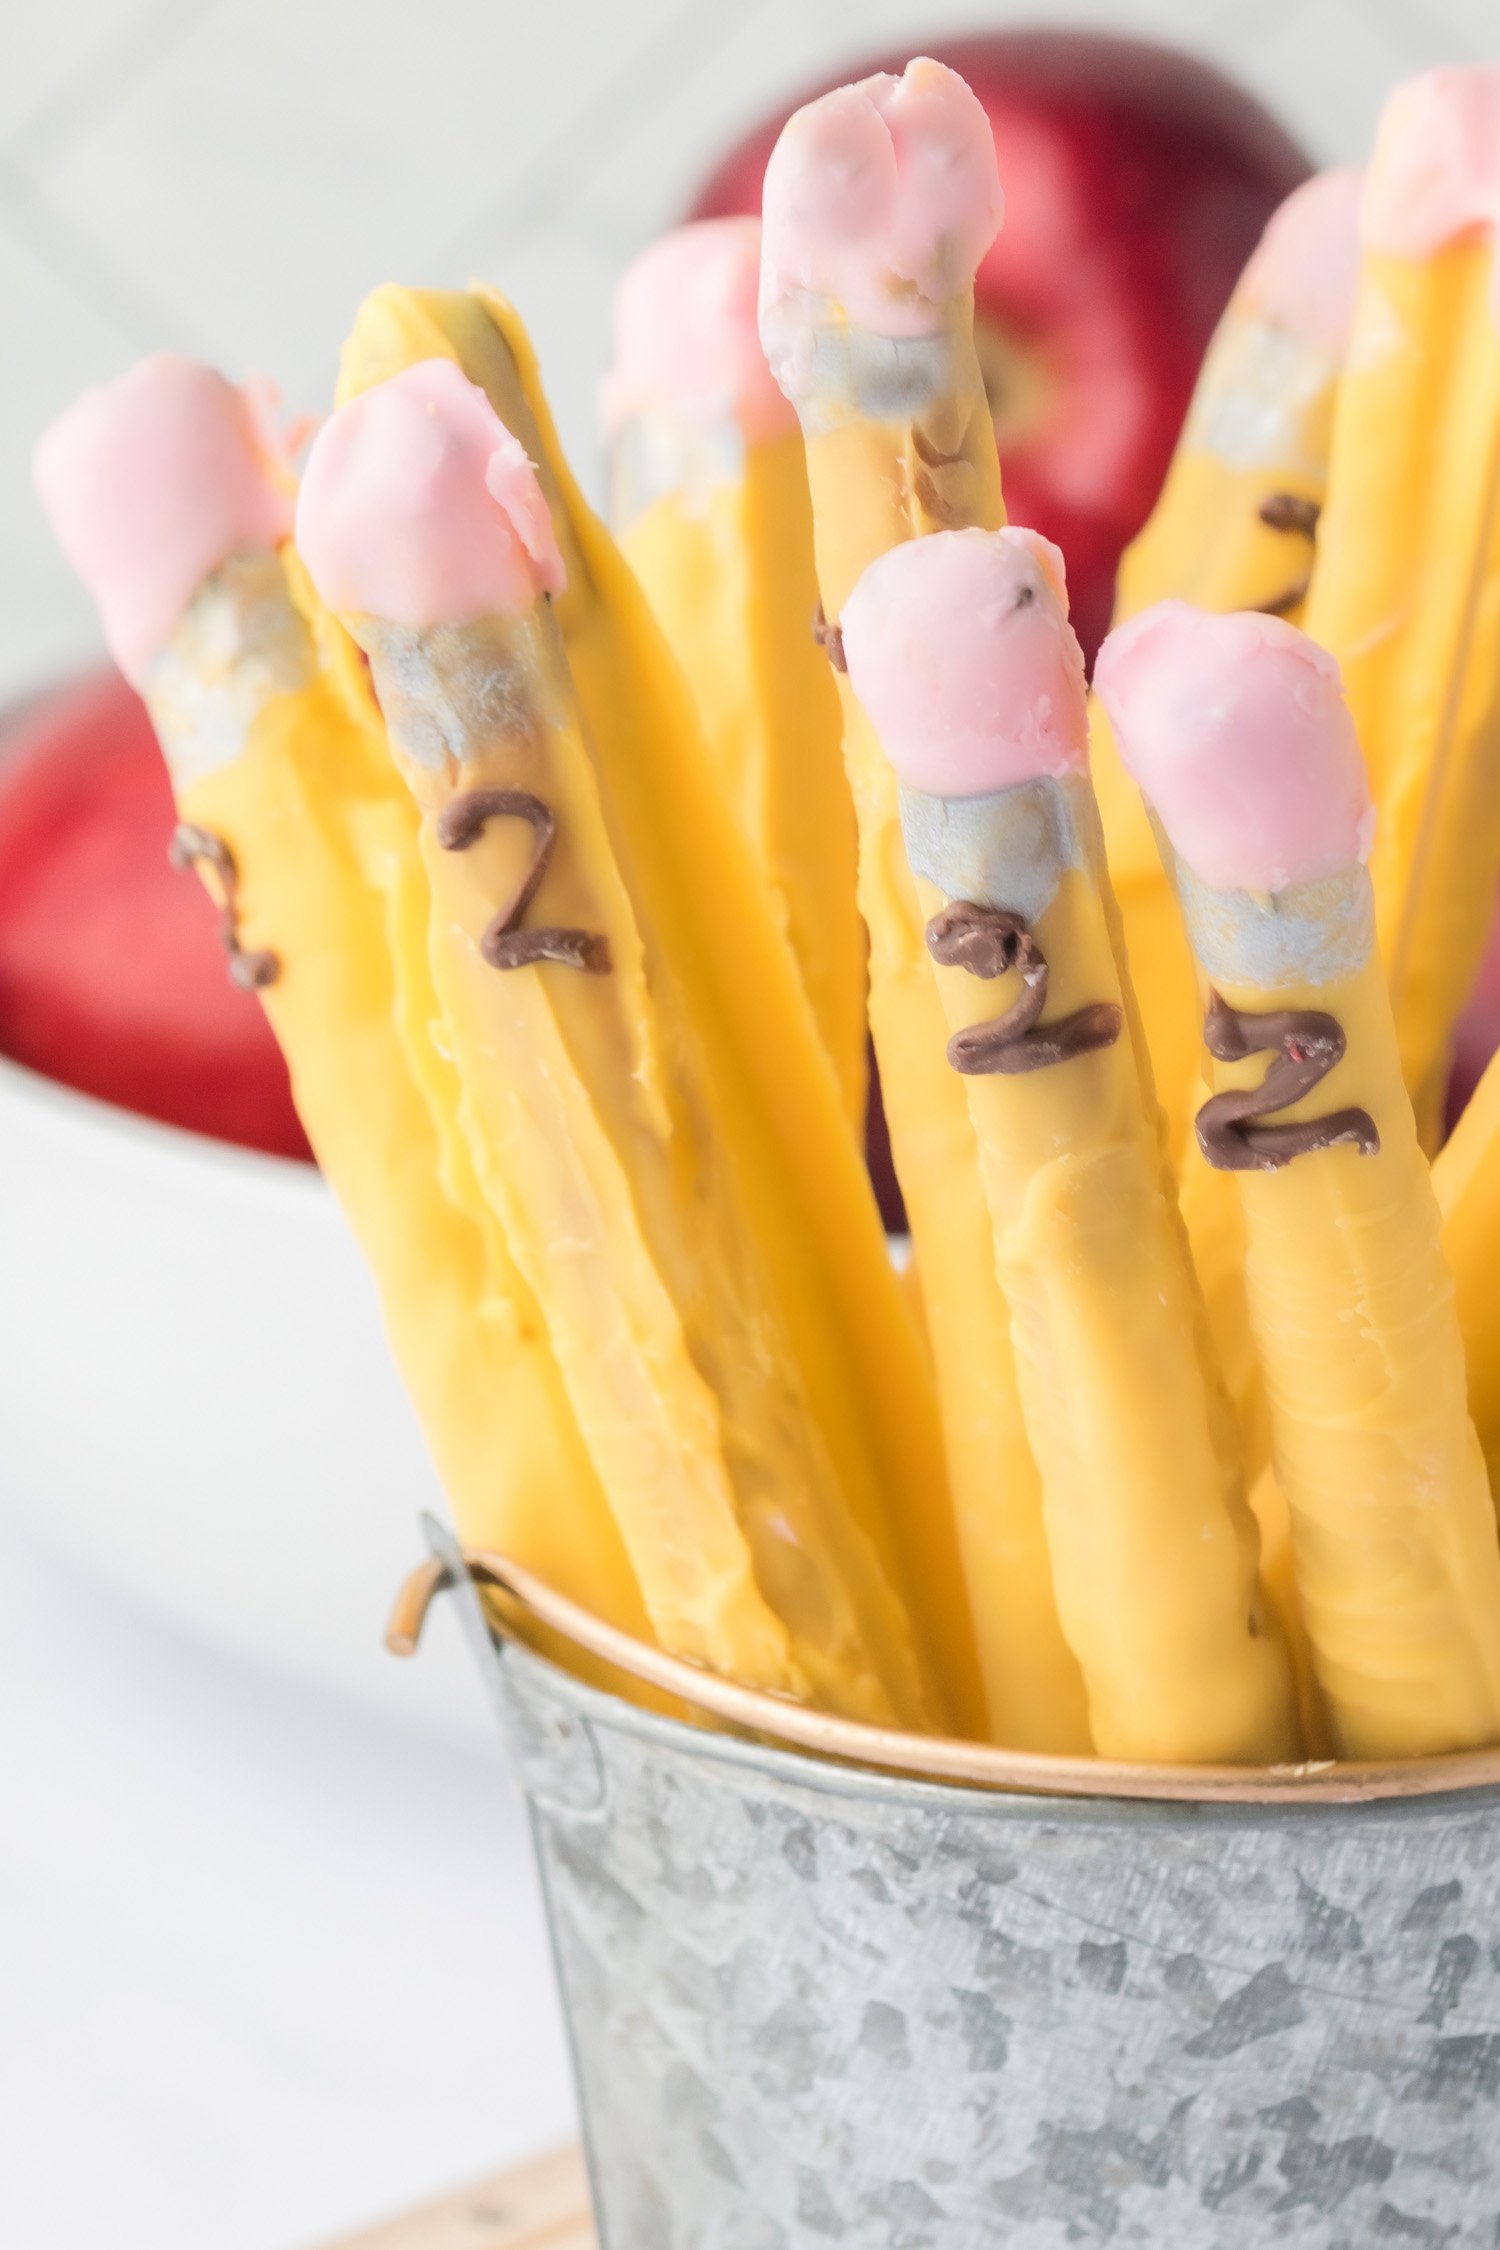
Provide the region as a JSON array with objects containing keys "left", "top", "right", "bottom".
[{"left": 319, "top": 2143, "right": 595, "bottom": 2249}]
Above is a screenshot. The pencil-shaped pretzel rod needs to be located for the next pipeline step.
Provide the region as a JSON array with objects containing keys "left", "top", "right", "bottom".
[
  {"left": 758, "top": 57, "right": 1091, "bottom": 1752},
  {"left": 843, "top": 528, "right": 1300, "bottom": 1765},
  {"left": 1095, "top": 168, "right": 1363, "bottom": 1164},
  {"left": 330, "top": 285, "right": 988, "bottom": 1739},
  {"left": 1098, "top": 600, "right": 1500, "bottom": 1759},
  {"left": 602, "top": 218, "right": 865, "bottom": 1132},
  {"left": 1092, "top": 170, "right": 1363, "bottom": 1541},
  {"left": 760, "top": 61, "right": 1234, "bottom": 1424},
  {"left": 298, "top": 358, "right": 944, "bottom": 1728},
  {"left": 1115, "top": 166, "right": 1361, "bottom": 628},
  {"left": 1304, "top": 69, "right": 1500, "bottom": 1149},
  {"left": 33, "top": 356, "right": 650, "bottom": 1644}
]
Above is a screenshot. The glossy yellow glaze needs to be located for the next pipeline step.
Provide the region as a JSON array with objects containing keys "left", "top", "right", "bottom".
[
  {"left": 919, "top": 836, "right": 1300, "bottom": 1765},
  {"left": 795, "top": 313, "right": 1092, "bottom": 1753},
  {"left": 167, "top": 564, "right": 651, "bottom": 1645},
  {"left": 1114, "top": 448, "right": 1328, "bottom": 624},
  {"left": 330, "top": 286, "right": 981, "bottom": 1734},
  {"left": 1435, "top": 1041, "right": 1500, "bottom": 1496},
  {"left": 1305, "top": 240, "right": 1500, "bottom": 1149},
  {"left": 1175, "top": 1112, "right": 1273, "bottom": 1483},
  {"left": 1248, "top": 1463, "right": 1334, "bottom": 1759},
  {"left": 1209, "top": 946, "right": 1500, "bottom": 1758},
  {"left": 1095, "top": 303, "right": 1345, "bottom": 1483},
  {"left": 617, "top": 433, "right": 866, "bottom": 1132},
  {"left": 1096, "top": 301, "right": 1340, "bottom": 1164}
]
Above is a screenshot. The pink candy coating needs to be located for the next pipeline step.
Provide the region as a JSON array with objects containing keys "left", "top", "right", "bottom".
[
  {"left": 1237, "top": 167, "right": 1364, "bottom": 361},
  {"left": 34, "top": 354, "right": 295, "bottom": 687},
  {"left": 841, "top": 526, "right": 1088, "bottom": 799},
  {"left": 1363, "top": 66, "right": 1500, "bottom": 278},
  {"left": 296, "top": 359, "right": 565, "bottom": 628},
  {"left": 601, "top": 217, "right": 794, "bottom": 443},
  {"left": 1093, "top": 602, "right": 1374, "bottom": 896},
  {"left": 759, "top": 57, "right": 1003, "bottom": 340}
]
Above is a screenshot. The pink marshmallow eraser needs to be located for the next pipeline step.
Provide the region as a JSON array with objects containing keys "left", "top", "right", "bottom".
[
  {"left": 1362, "top": 66, "right": 1500, "bottom": 277},
  {"left": 841, "top": 525, "right": 1088, "bottom": 799},
  {"left": 601, "top": 217, "right": 793, "bottom": 443},
  {"left": 1237, "top": 167, "right": 1365, "bottom": 360},
  {"left": 759, "top": 57, "right": 1002, "bottom": 341},
  {"left": 297, "top": 358, "right": 565, "bottom": 628},
  {"left": 1093, "top": 600, "right": 1373, "bottom": 896},
  {"left": 34, "top": 354, "right": 295, "bottom": 687}
]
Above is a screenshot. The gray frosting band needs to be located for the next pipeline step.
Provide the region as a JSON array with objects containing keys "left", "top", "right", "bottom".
[
  {"left": 1174, "top": 857, "right": 1374, "bottom": 989},
  {"left": 899, "top": 773, "right": 1084, "bottom": 927},
  {"left": 763, "top": 302, "right": 965, "bottom": 432},
  {"left": 1184, "top": 320, "right": 1337, "bottom": 474},
  {"left": 146, "top": 549, "right": 314, "bottom": 791},
  {"left": 360, "top": 613, "right": 560, "bottom": 772},
  {"left": 605, "top": 413, "right": 748, "bottom": 533}
]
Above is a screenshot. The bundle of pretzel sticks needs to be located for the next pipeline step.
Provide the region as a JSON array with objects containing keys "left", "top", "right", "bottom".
[{"left": 34, "top": 57, "right": 1500, "bottom": 1768}]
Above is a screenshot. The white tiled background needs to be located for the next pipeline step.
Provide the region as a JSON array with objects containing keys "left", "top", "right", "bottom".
[
  {"left": 4, "top": 0, "right": 1500, "bottom": 709},
  {"left": 5, "top": 5, "right": 1500, "bottom": 2249}
]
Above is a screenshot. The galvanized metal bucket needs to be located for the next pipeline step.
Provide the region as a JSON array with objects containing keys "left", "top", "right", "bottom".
[{"left": 394, "top": 1518, "right": 1500, "bottom": 2248}]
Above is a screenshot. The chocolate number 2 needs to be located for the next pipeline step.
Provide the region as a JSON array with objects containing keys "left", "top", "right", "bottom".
[
  {"left": 169, "top": 823, "right": 280, "bottom": 991},
  {"left": 1196, "top": 992, "right": 1378, "bottom": 1171},
  {"left": 925, "top": 901, "right": 1120, "bottom": 1076},
  {"left": 436, "top": 788, "right": 611, "bottom": 975}
]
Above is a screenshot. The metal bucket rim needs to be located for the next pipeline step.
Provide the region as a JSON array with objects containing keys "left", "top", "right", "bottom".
[
  {"left": 421, "top": 1542, "right": 1500, "bottom": 1817},
  {"left": 497, "top": 1634, "right": 1500, "bottom": 1836}
]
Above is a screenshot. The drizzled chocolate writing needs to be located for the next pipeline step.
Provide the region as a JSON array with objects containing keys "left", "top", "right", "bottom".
[
  {"left": 168, "top": 824, "right": 279, "bottom": 990},
  {"left": 1196, "top": 991, "right": 1379, "bottom": 1170},
  {"left": 435, "top": 788, "right": 611, "bottom": 974},
  {"left": 909, "top": 422, "right": 967, "bottom": 527},
  {"left": 811, "top": 600, "right": 846, "bottom": 672},
  {"left": 1259, "top": 492, "right": 1321, "bottom": 538},
  {"left": 925, "top": 901, "right": 1121, "bottom": 1076},
  {"left": 1255, "top": 490, "right": 1322, "bottom": 618}
]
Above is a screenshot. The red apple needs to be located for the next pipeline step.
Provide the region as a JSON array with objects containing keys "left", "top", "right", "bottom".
[
  {"left": 691, "top": 31, "right": 1311, "bottom": 666},
  {"left": 0, "top": 668, "right": 312, "bottom": 1161}
]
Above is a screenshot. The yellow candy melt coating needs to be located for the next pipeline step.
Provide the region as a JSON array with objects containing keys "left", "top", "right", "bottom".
[
  {"left": 1305, "top": 239, "right": 1500, "bottom": 1150},
  {"left": 1214, "top": 951, "right": 1500, "bottom": 1759},
  {"left": 797, "top": 341, "right": 1093, "bottom": 1754},
  {"left": 331, "top": 285, "right": 982, "bottom": 1735},
  {"left": 920, "top": 840, "right": 1300, "bottom": 1767},
  {"left": 175, "top": 569, "right": 651, "bottom": 1646},
  {"left": 618, "top": 431, "right": 866, "bottom": 1136}
]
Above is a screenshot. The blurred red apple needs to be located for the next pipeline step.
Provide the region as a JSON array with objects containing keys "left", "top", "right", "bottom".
[
  {"left": 0, "top": 668, "right": 312, "bottom": 1161},
  {"left": 691, "top": 31, "right": 1311, "bottom": 664}
]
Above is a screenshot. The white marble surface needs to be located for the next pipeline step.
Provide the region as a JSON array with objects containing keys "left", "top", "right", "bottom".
[
  {"left": 4, "top": 3, "right": 1500, "bottom": 2244},
  {"left": 0, "top": 1514, "right": 576, "bottom": 2250}
]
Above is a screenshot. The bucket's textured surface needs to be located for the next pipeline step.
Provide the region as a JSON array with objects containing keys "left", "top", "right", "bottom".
[{"left": 450, "top": 1562, "right": 1500, "bottom": 2245}]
